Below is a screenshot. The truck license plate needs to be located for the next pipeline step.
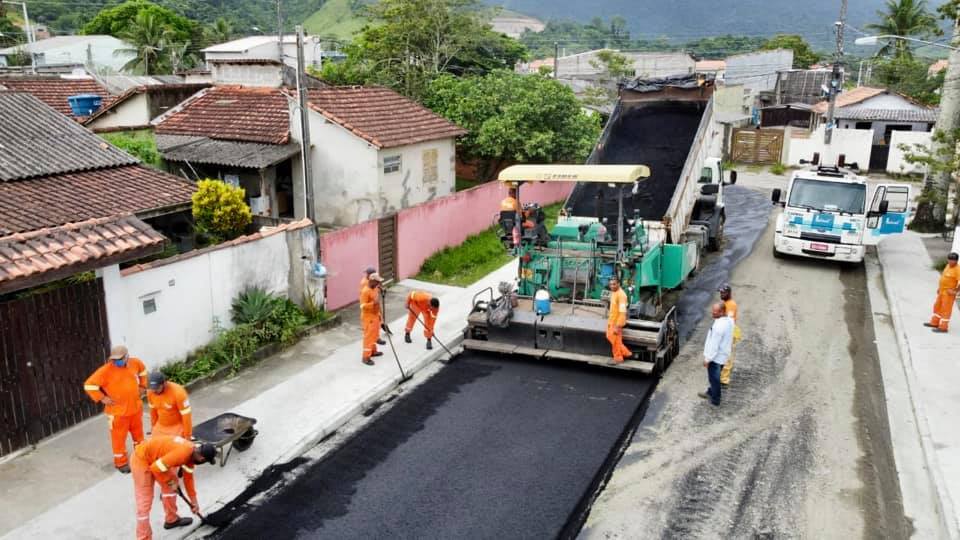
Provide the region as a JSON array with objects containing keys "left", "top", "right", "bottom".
[{"left": 810, "top": 242, "right": 829, "bottom": 252}]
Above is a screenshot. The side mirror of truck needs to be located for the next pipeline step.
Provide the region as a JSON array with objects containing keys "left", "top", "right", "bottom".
[
  {"left": 701, "top": 183, "right": 719, "bottom": 195},
  {"left": 772, "top": 188, "right": 782, "bottom": 205},
  {"left": 726, "top": 171, "right": 737, "bottom": 185},
  {"left": 878, "top": 200, "right": 889, "bottom": 214}
]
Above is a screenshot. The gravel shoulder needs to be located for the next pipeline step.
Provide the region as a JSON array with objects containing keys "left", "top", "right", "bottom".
[{"left": 580, "top": 199, "right": 908, "bottom": 539}]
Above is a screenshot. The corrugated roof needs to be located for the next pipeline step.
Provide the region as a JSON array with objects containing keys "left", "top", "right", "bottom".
[
  {"left": 202, "top": 35, "right": 302, "bottom": 53},
  {"left": 834, "top": 107, "right": 939, "bottom": 122},
  {"left": 0, "top": 76, "right": 112, "bottom": 118},
  {"left": 0, "top": 214, "right": 165, "bottom": 293},
  {"left": 0, "top": 165, "right": 195, "bottom": 235},
  {"left": 306, "top": 86, "right": 467, "bottom": 149},
  {"left": 156, "top": 134, "right": 300, "bottom": 168},
  {"left": 0, "top": 91, "right": 137, "bottom": 181},
  {"left": 154, "top": 86, "right": 290, "bottom": 144}
]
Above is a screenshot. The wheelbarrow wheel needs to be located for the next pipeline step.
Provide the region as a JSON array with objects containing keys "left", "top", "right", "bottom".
[{"left": 233, "top": 428, "right": 258, "bottom": 452}]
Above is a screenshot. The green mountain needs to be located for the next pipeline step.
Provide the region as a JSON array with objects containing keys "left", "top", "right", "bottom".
[{"left": 303, "top": 0, "right": 367, "bottom": 40}]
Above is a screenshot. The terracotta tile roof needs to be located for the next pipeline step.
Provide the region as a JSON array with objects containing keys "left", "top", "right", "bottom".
[
  {"left": 695, "top": 60, "right": 726, "bottom": 71},
  {"left": 929, "top": 59, "right": 949, "bottom": 76},
  {"left": 154, "top": 85, "right": 290, "bottom": 144},
  {"left": 0, "top": 165, "right": 195, "bottom": 235},
  {"left": 306, "top": 86, "right": 467, "bottom": 148},
  {"left": 122, "top": 218, "right": 313, "bottom": 275},
  {"left": 0, "top": 214, "right": 165, "bottom": 293},
  {"left": 0, "top": 77, "right": 111, "bottom": 119},
  {"left": 0, "top": 91, "right": 138, "bottom": 181},
  {"left": 812, "top": 87, "right": 886, "bottom": 114}
]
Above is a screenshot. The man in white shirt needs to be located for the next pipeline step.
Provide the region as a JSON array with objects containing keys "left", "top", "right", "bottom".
[{"left": 698, "top": 302, "right": 734, "bottom": 406}]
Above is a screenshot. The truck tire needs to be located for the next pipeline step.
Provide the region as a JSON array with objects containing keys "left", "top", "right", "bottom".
[
  {"left": 708, "top": 214, "right": 725, "bottom": 251},
  {"left": 772, "top": 243, "right": 784, "bottom": 259}
]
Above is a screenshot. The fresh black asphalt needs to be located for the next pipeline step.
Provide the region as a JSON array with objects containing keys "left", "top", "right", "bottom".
[{"left": 214, "top": 354, "right": 653, "bottom": 539}]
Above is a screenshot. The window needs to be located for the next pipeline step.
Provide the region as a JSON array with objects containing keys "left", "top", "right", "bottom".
[
  {"left": 383, "top": 155, "right": 401, "bottom": 174},
  {"left": 699, "top": 166, "right": 713, "bottom": 184},
  {"left": 422, "top": 149, "right": 438, "bottom": 184},
  {"left": 142, "top": 298, "right": 157, "bottom": 315},
  {"left": 855, "top": 122, "right": 872, "bottom": 130}
]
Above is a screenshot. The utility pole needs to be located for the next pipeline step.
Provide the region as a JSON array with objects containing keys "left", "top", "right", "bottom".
[
  {"left": 932, "top": 17, "right": 960, "bottom": 227},
  {"left": 295, "top": 25, "right": 315, "bottom": 222},
  {"left": 824, "top": 0, "right": 847, "bottom": 145},
  {"left": 554, "top": 42, "right": 559, "bottom": 79},
  {"left": 856, "top": 60, "right": 863, "bottom": 87},
  {"left": 276, "top": 0, "right": 283, "bottom": 62}
]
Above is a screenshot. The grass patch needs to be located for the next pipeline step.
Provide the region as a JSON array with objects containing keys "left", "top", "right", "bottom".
[
  {"left": 303, "top": 0, "right": 368, "bottom": 40},
  {"left": 770, "top": 162, "right": 787, "bottom": 175},
  {"left": 100, "top": 129, "right": 161, "bottom": 168},
  {"left": 415, "top": 202, "right": 563, "bottom": 287}
]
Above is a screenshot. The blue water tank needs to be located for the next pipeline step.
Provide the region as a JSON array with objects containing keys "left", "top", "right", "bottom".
[
  {"left": 67, "top": 94, "right": 103, "bottom": 117},
  {"left": 534, "top": 289, "right": 551, "bottom": 315}
]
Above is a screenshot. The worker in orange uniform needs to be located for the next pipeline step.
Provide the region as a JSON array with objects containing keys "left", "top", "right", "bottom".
[
  {"left": 718, "top": 284, "right": 742, "bottom": 386},
  {"left": 606, "top": 278, "right": 632, "bottom": 364},
  {"left": 404, "top": 291, "right": 440, "bottom": 350},
  {"left": 360, "top": 266, "right": 386, "bottom": 346},
  {"left": 925, "top": 252, "right": 960, "bottom": 333},
  {"left": 146, "top": 371, "right": 192, "bottom": 438},
  {"left": 83, "top": 345, "right": 148, "bottom": 473},
  {"left": 500, "top": 186, "right": 534, "bottom": 229},
  {"left": 131, "top": 434, "right": 217, "bottom": 538},
  {"left": 361, "top": 272, "right": 387, "bottom": 365}
]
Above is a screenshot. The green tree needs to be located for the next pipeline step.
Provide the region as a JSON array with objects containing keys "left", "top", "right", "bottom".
[
  {"left": 83, "top": 0, "right": 195, "bottom": 44},
  {"left": 582, "top": 50, "right": 633, "bottom": 109},
  {"left": 0, "top": 15, "right": 23, "bottom": 48},
  {"left": 900, "top": 129, "right": 960, "bottom": 231},
  {"left": 204, "top": 17, "right": 233, "bottom": 44},
  {"left": 761, "top": 34, "right": 820, "bottom": 68},
  {"left": 423, "top": 70, "right": 601, "bottom": 179},
  {"left": 192, "top": 179, "right": 252, "bottom": 241},
  {"left": 685, "top": 35, "right": 766, "bottom": 59},
  {"left": 117, "top": 11, "right": 177, "bottom": 74},
  {"left": 873, "top": 55, "right": 943, "bottom": 105},
  {"left": 865, "top": 0, "right": 940, "bottom": 58},
  {"left": 321, "top": 0, "right": 527, "bottom": 100}
]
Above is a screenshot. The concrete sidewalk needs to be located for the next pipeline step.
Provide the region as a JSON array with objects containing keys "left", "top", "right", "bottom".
[
  {"left": 874, "top": 231, "right": 960, "bottom": 540},
  {"left": 0, "top": 261, "right": 518, "bottom": 540}
]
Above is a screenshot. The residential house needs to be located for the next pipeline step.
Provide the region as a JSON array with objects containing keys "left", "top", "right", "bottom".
[
  {"left": 0, "top": 75, "right": 111, "bottom": 120},
  {"left": 84, "top": 83, "right": 210, "bottom": 132},
  {"left": 812, "top": 87, "right": 937, "bottom": 144},
  {"left": 553, "top": 49, "right": 695, "bottom": 80},
  {"left": 295, "top": 86, "right": 467, "bottom": 227},
  {"left": 771, "top": 69, "right": 832, "bottom": 105},
  {"left": 202, "top": 35, "right": 324, "bottom": 71},
  {"left": 725, "top": 49, "right": 794, "bottom": 100},
  {"left": 153, "top": 85, "right": 300, "bottom": 219},
  {"left": 0, "top": 35, "right": 134, "bottom": 72},
  {"left": 0, "top": 91, "right": 195, "bottom": 237}
]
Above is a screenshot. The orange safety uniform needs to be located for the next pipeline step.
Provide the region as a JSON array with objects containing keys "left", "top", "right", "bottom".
[
  {"left": 147, "top": 381, "right": 192, "bottom": 438},
  {"left": 360, "top": 285, "right": 382, "bottom": 360},
  {"left": 720, "top": 299, "right": 739, "bottom": 385},
  {"left": 606, "top": 288, "right": 632, "bottom": 362},
  {"left": 84, "top": 357, "right": 147, "bottom": 467},
  {"left": 131, "top": 435, "right": 199, "bottom": 540},
  {"left": 930, "top": 264, "right": 960, "bottom": 331},
  {"left": 405, "top": 291, "right": 439, "bottom": 339},
  {"left": 500, "top": 196, "right": 521, "bottom": 213}
]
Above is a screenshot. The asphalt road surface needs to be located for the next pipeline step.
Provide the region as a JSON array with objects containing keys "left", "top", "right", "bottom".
[{"left": 581, "top": 181, "right": 909, "bottom": 539}]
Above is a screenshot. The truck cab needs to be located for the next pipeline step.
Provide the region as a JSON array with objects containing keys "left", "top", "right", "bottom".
[
  {"left": 771, "top": 164, "right": 910, "bottom": 263},
  {"left": 694, "top": 157, "right": 736, "bottom": 251}
]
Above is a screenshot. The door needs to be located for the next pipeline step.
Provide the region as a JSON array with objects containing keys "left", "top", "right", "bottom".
[
  {"left": 863, "top": 184, "right": 912, "bottom": 245},
  {"left": 378, "top": 214, "right": 398, "bottom": 283}
]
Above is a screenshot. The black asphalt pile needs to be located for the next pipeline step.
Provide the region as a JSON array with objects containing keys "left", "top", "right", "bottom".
[
  {"left": 568, "top": 101, "right": 705, "bottom": 222},
  {"left": 214, "top": 354, "right": 654, "bottom": 539}
]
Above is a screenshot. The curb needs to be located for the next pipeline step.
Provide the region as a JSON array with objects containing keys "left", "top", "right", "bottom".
[{"left": 876, "top": 244, "right": 958, "bottom": 540}]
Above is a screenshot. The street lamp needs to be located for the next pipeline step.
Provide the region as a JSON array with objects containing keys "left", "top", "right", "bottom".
[{"left": 854, "top": 34, "right": 960, "bottom": 52}]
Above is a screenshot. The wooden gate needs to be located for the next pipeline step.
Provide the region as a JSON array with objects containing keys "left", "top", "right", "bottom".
[
  {"left": 378, "top": 214, "right": 398, "bottom": 282},
  {"left": 0, "top": 279, "right": 111, "bottom": 457},
  {"left": 731, "top": 128, "right": 785, "bottom": 164}
]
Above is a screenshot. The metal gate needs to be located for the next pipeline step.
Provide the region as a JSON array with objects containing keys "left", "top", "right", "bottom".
[
  {"left": 378, "top": 214, "right": 398, "bottom": 282},
  {"left": 870, "top": 144, "right": 890, "bottom": 172},
  {"left": 0, "top": 279, "right": 111, "bottom": 456},
  {"left": 731, "top": 128, "right": 785, "bottom": 164}
]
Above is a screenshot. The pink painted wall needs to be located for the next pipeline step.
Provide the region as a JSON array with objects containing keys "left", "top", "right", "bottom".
[
  {"left": 395, "top": 181, "right": 573, "bottom": 279},
  {"left": 319, "top": 220, "right": 379, "bottom": 310}
]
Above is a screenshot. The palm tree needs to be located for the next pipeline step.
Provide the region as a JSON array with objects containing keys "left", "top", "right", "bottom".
[
  {"left": 865, "top": 0, "right": 941, "bottom": 58},
  {"left": 205, "top": 17, "right": 233, "bottom": 45},
  {"left": 117, "top": 11, "right": 175, "bottom": 75}
]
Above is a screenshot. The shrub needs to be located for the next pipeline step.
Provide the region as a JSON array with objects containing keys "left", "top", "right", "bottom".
[
  {"left": 770, "top": 162, "right": 787, "bottom": 175},
  {"left": 192, "top": 179, "right": 252, "bottom": 242},
  {"left": 100, "top": 130, "right": 161, "bottom": 167},
  {"left": 232, "top": 287, "right": 281, "bottom": 325}
]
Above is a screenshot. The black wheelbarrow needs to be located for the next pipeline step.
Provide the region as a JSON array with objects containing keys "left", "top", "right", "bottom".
[{"left": 192, "top": 413, "right": 258, "bottom": 467}]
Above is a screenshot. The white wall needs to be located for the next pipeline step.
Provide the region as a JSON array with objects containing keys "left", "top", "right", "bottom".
[
  {"left": 837, "top": 118, "right": 932, "bottom": 144},
  {"left": 377, "top": 139, "right": 455, "bottom": 215},
  {"left": 725, "top": 49, "right": 793, "bottom": 92},
  {"left": 887, "top": 130, "right": 932, "bottom": 175},
  {"left": 87, "top": 93, "right": 150, "bottom": 130},
  {"left": 787, "top": 126, "right": 873, "bottom": 168},
  {"left": 858, "top": 93, "right": 923, "bottom": 109},
  {"left": 101, "top": 226, "right": 318, "bottom": 367},
  {"left": 210, "top": 63, "right": 283, "bottom": 87}
]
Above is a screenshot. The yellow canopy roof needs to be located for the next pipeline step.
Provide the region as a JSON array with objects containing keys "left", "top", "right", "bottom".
[{"left": 498, "top": 164, "right": 651, "bottom": 184}]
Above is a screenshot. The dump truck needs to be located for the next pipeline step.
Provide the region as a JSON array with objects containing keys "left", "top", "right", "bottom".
[{"left": 463, "top": 75, "right": 734, "bottom": 375}]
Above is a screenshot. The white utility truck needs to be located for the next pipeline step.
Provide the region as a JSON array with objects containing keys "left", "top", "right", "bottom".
[{"left": 771, "top": 162, "right": 911, "bottom": 263}]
